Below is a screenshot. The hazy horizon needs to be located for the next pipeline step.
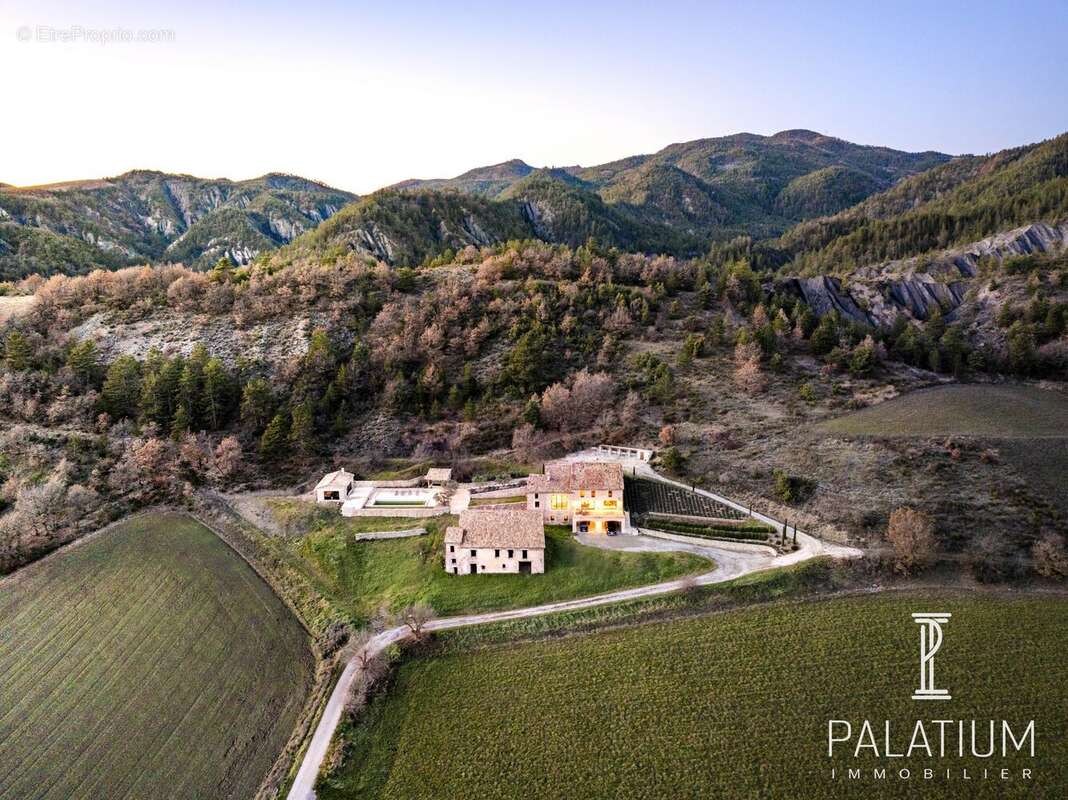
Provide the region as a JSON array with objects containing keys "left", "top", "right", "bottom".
[{"left": 4, "top": 0, "right": 1067, "bottom": 194}]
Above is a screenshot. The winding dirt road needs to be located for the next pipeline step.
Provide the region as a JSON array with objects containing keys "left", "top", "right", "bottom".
[{"left": 285, "top": 508, "right": 859, "bottom": 800}]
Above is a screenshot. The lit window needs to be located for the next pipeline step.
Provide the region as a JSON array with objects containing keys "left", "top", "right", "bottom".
[{"left": 550, "top": 494, "right": 568, "bottom": 510}]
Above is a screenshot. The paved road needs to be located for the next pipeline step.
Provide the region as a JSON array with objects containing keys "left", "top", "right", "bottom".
[{"left": 286, "top": 520, "right": 858, "bottom": 800}]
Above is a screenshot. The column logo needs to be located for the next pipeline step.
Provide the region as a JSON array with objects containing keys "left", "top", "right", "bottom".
[{"left": 911, "top": 612, "right": 951, "bottom": 701}]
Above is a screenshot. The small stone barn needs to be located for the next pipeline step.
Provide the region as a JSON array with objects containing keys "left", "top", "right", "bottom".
[
  {"left": 425, "top": 467, "right": 453, "bottom": 487},
  {"left": 315, "top": 469, "right": 354, "bottom": 503}
]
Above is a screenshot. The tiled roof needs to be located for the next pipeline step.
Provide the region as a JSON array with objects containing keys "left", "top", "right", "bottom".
[
  {"left": 445, "top": 509, "right": 545, "bottom": 549},
  {"left": 315, "top": 469, "right": 353, "bottom": 490},
  {"left": 426, "top": 467, "right": 452, "bottom": 482},
  {"left": 526, "top": 461, "right": 624, "bottom": 493},
  {"left": 569, "top": 462, "right": 624, "bottom": 491}
]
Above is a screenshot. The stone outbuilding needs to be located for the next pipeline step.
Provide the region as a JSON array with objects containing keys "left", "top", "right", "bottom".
[
  {"left": 444, "top": 509, "right": 546, "bottom": 575},
  {"left": 315, "top": 468, "right": 354, "bottom": 503},
  {"left": 425, "top": 467, "right": 453, "bottom": 487}
]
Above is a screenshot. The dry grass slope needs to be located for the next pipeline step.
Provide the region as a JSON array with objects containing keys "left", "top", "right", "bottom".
[
  {"left": 0, "top": 513, "right": 314, "bottom": 800},
  {"left": 817, "top": 384, "right": 1068, "bottom": 438}
]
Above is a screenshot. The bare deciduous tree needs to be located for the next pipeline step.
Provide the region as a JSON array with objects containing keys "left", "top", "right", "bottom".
[
  {"left": 886, "top": 506, "right": 935, "bottom": 575},
  {"left": 733, "top": 340, "right": 765, "bottom": 393},
  {"left": 212, "top": 435, "right": 244, "bottom": 481},
  {"left": 1033, "top": 533, "right": 1068, "bottom": 579},
  {"left": 396, "top": 603, "right": 437, "bottom": 639}
]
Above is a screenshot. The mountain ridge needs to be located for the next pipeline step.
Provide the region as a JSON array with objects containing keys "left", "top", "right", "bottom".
[
  {"left": 397, "top": 130, "right": 952, "bottom": 240},
  {"left": 0, "top": 170, "right": 357, "bottom": 279}
]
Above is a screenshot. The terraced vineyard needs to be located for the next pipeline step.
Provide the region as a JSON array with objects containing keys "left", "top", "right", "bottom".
[
  {"left": 632, "top": 514, "right": 773, "bottom": 541},
  {"left": 319, "top": 593, "right": 1068, "bottom": 800},
  {"left": 624, "top": 476, "right": 746, "bottom": 520},
  {"left": 0, "top": 513, "right": 315, "bottom": 800}
]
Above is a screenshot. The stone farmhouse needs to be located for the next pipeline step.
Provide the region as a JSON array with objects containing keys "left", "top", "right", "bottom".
[
  {"left": 526, "top": 461, "right": 627, "bottom": 534},
  {"left": 444, "top": 509, "right": 546, "bottom": 575}
]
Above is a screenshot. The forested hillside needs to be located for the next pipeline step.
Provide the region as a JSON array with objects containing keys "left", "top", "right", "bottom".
[
  {"left": 0, "top": 171, "right": 356, "bottom": 278},
  {"left": 395, "top": 130, "right": 951, "bottom": 241},
  {"left": 772, "top": 132, "right": 1068, "bottom": 274}
]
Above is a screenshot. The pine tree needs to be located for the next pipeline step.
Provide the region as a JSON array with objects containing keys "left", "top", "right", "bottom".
[
  {"left": 101, "top": 356, "right": 142, "bottom": 420},
  {"left": 461, "top": 363, "right": 478, "bottom": 399},
  {"left": 522, "top": 395, "right": 541, "bottom": 427},
  {"left": 447, "top": 384, "right": 463, "bottom": 410},
  {"left": 288, "top": 400, "right": 315, "bottom": 455},
  {"left": 259, "top": 412, "right": 289, "bottom": 461},
  {"left": 240, "top": 377, "right": 274, "bottom": 434},
  {"left": 171, "top": 403, "right": 191, "bottom": 438},
  {"left": 209, "top": 257, "right": 233, "bottom": 283},
  {"left": 201, "top": 358, "right": 232, "bottom": 430},
  {"left": 1007, "top": 321, "right": 1037, "bottom": 375},
  {"left": 3, "top": 330, "right": 32, "bottom": 371},
  {"left": 179, "top": 345, "right": 208, "bottom": 429},
  {"left": 809, "top": 314, "right": 838, "bottom": 356},
  {"left": 303, "top": 329, "right": 336, "bottom": 387},
  {"left": 65, "top": 340, "right": 99, "bottom": 386}
]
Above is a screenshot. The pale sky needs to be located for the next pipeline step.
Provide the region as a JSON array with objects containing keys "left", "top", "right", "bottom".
[{"left": 2, "top": 0, "right": 1067, "bottom": 194}]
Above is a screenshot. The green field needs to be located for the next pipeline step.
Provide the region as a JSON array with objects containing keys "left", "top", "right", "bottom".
[
  {"left": 274, "top": 503, "right": 708, "bottom": 621},
  {"left": 0, "top": 513, "right": 315, "bottom": 800},
  {"left": 319, "top": 592, "right": 1068, "bottom": 800},
  {"left": 817, "top": 384, "right": 1068, "bottom": 437}
]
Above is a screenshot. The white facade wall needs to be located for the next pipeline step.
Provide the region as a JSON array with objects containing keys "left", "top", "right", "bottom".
[
  {"left": 526, "top": 489, "right": 625, "bottom": 532},
  {"left": 444, "top": 543, "right": 545, "bottom": 575},
  {"left": 315, "top": 482, "right": 351, "bottom": 503}
]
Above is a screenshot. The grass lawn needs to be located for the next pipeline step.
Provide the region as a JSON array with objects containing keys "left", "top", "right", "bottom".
[
  {"left": 268, "top": 499, "right": 427, "bottom": 535},
  {"left": 318, "top": 591, "right": 1068, "bottom": 800},
  {"left": 0, "top": 513, "right": 314, "bottom": 800},
  {"left": 468, "top": 494, "right": 527, "bottom": 507},
  {"left": 365, "top": 458, "right": 433, "bottom": 481},
  {"left": 817, "top": 383, "right": 1068, "bottom": 438},
  {"left": 275, "top": 502, "right": 708, "bottom": 621}
]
